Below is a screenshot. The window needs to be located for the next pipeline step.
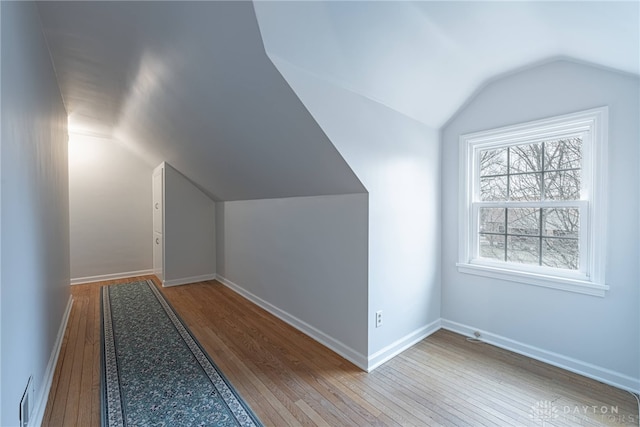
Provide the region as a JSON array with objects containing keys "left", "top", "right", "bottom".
[{"left": 457, "top": 108, "right": 608, "bottom": 296}]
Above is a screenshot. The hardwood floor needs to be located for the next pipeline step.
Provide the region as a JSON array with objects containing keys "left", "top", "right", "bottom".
[{"left": 43, "top": 276, "right": 638, "bottom": 426}]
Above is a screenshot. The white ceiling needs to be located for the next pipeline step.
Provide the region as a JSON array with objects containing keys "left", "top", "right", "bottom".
[
  {"left": 255, "top": 1, "right": 639, "bottom": 128},
  {"left": 36, "top": 1, "right": 639, "bottom": 200},
  {"left": 37, "top": 1, "right": 365, "bottom": 200}
]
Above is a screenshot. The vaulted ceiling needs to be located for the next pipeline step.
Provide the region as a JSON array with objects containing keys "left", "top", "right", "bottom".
[
  {"left": 37, "top": 1, "right": 639, "bottom": 201},
  {"left": 255, "top": 1, "right": 639, "bottom": 128}
]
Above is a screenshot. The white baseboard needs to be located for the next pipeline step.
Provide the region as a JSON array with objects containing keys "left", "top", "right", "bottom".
[
  {"left": 163, "top": 273, "right": 217, "bottom": 287},
  {"left": 216, "top": 274, "right": 369, "bottom": 370},
  {"left": 30, "top": 295, "right": 74, "bottom": 427},
  {"left": 441, "top": 319, "right": 640, "bottom": 394},
  {"left": 70, "top": 269, "right": 154, "bottom": 285},
  {"left": 367, "top": 318, "right": 442, "bottom": 372}
]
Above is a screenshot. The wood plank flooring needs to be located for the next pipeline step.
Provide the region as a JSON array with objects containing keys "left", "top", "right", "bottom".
[{"left": 43, "top": 276, "right": 639, "bottom": 426}]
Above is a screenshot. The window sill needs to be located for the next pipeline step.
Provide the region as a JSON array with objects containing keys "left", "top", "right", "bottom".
[{"left": 456, "top": 262, "right": 609, "bottom": 297}]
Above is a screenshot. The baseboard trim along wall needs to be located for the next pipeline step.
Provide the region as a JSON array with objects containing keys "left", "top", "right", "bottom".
[
  {"left": 70, "top": 269, "right": 154, "bottom": 285},
  {"left": 367, "top": 318, "right": 442, "bottom": 372},
  {"left": 205, "top": 275, "right": 640, "bottom": 391},
  {"left": 216, "top": 274, "right": 369, "bottom": 370},
  {"left": 441, "top": 319, "right": 640, "bottom": 394},
  {"left": 163, "top": 274, "right": 217, "bottom": 287},
  {"left": 31, "top": 295, "right": 74, "bottom": 427}
]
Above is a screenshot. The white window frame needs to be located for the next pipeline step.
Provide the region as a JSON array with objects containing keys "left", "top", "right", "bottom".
[{"left": 457, "top": 107, "right": 609, "bottom": 297}]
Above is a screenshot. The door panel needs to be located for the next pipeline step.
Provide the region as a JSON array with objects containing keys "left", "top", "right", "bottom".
[
  {"left": 153, "top": 169, "right": 163, "bottom": 234},
  {"left": 153, "top": 231, "right": 163, "bottom": 280}
]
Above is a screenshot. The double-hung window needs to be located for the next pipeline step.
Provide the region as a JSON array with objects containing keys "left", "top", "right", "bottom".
[{"left": 457, "top": 107, "right": 608, "bottom": 296}]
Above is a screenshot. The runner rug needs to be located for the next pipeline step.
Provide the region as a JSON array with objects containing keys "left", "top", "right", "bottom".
[{"left": 101, "top": 280, "right": 262, "bottom": 427}]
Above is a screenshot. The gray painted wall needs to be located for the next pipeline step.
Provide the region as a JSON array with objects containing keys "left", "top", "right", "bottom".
[
  {"left": 266, "top": 58, "right": 442, "bottom": 364},
  {"left": 69, "top": 134, "right": 153, "bottom": 281},
  {"left": 441, "top": 60, "right": 640, "bottom": 387},
  {"left": 164, "top": 163, "right": 216, "bottom": 284},
  {"left": 218, "top": 194, "right": 369, "bottom": 361},
  {"left": 1, "top": 2, "right": 70, "bottom": 424}
]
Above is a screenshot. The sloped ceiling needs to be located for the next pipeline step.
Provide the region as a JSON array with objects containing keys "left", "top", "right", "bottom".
[
  {"left": 37, "top": 1, "right": 365, "bottom": 201},
  {"left": 37, "top": 1, "right": 639, "bottom": 201},
  {"left": 254, "top": 1, "right": 639, "bottom": 128}
]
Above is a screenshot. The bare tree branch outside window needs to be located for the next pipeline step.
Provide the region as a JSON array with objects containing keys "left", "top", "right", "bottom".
[{"left": 478, "top": 137, "right": 582, "bottom": 270}]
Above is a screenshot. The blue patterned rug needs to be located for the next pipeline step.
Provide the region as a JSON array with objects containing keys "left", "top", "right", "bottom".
[{"left": 101, "top": 280, "right": 263, "bottom": 427}]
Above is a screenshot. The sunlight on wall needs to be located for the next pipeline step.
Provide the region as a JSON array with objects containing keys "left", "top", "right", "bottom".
[
  {"left": 66, "top": 121, "right": 154, "bottom": 280},
  {"left": 117, "top": 51, "right": 166, "bottom": 124},
  {"left": 67, "top": 133, "right": 97, "bottom": 165},
  {"left": 112, "top": 52, "right": 168, "bottom": 167},
  {"left": 67, "top": 51, "right": 169, "bottom": 169},
  {"left": 67, "top": 113, "right": 108, "bottom": 165}
]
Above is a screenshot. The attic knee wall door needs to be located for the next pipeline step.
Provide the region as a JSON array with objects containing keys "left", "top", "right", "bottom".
[
  {"left": 153, "top": 162, "right": 216, "bottom": 286},
  {"left": 152, "top": 166, "right": 164, "bottom": 280}
]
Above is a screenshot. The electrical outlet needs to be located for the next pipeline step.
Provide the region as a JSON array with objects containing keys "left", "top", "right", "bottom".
[{"left": 375, "top": 310, "right": 383, "bottom": 328}]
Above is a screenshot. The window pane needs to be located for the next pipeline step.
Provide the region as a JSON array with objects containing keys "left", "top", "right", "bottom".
[
  {"left": 464, "top": 108, "right": 605, "bottom": 287},
  {"left": 480, "top": 148, "right": 508, "bottom": 176},
  {"left": 544, "top": 169, "right": 580, "bottom": 200},
  {"left": 542, "top": 238, "right": 579, "bottom": 270},
  {"left": 509, "top": 173, "right": 541, "bottom": 201},
  {"left": 480, "top": 208, "right": 505, "bottom": 233},
  {"left": 480, "top": 176, "right": 508, "bottom": 201},
  {"left": 507, "top": 208, "right": 539, "bottom": 235},
  {"left": 507, "top": 236, "right": 540, "bottom": 265},
  {"left": 544, "top": 137, "right": 582, "bottom": 171},
  {"left": 543, "top": 208, "right": 579, "bottom": 238},
  {"left": 510, "top": 143, "right": 542, "bottom": 173},
  {"left": 479, "top": 233, "right": 505, "bottom": 261}
]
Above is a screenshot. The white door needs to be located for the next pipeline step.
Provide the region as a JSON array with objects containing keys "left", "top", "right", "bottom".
[
  {"left": 152, "top": 169, "right": 163, "bottom": 234},
  {"left": 153, "top": 232, "right": 163, "bottom": 280},
  {"left": 152, "top": 167, "right": 164, "bottom": 279}
]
